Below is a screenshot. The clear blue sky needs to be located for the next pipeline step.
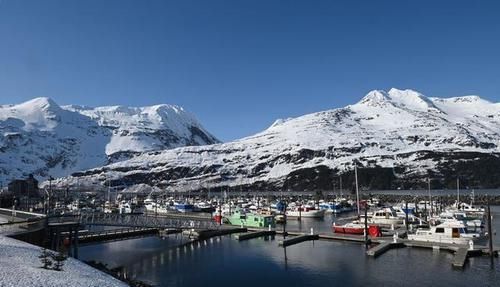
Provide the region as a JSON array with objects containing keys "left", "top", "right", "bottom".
[{"left": 0, "top": 0, "right": 499, "bottom": 141}]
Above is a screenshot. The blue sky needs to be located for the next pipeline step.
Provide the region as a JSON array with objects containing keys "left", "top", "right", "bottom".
[{"left": 0, "top": 0, "right": 499, "bottom": 141}]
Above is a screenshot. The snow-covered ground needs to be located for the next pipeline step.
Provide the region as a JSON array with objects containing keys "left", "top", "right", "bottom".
[{"left": 0, "top": 235, "right": 128, "bottom": 287}]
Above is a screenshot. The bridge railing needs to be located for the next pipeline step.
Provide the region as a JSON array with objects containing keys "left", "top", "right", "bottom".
[{"left": 78, "top": 213, "right": 220, "bottom": 230}]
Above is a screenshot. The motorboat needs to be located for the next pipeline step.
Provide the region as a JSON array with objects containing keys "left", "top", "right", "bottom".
[
  {"left": 286, "top": 206, "right": 325, "bottom": 218},
  {"left": 408, "top": 222, "right": 483, "bottom": 244},
  {"left": 194, "top": 202, "right": 215, "bottom": 213},
  {"left": 366, "top": 207, "right": 403, "bottom": 226}
]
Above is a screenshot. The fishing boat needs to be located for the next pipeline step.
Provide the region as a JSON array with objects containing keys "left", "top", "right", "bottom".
[
  {"left": 225, "top": 208, "right": 275, "bottom": 228},
  {"left": 408, "top": 222, "right": 483, "bottom": 244}
]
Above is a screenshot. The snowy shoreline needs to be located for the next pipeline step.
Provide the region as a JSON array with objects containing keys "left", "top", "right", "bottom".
[{"left": 0, "top": 235, "right": 128, "bottom": 287}]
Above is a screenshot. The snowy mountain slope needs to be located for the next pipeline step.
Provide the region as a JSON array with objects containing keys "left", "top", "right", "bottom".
[
  {"left": 55, "top": 88, "right": 500, "bottom": 191},
  {"left": 0, "top": 97, "right": 218, "bottom": 183}
]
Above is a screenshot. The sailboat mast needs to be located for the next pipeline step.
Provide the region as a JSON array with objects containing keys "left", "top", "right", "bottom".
[
  {"left": 427, "top": 177, "right": 431, "bottom": 216},
  {"left": 340, "top": 176, "right": 343, "bottom": 197},
  {"left": 355, "top": 165, "right": 360, "bottom": 216},
  {"left": 456, "top": 177, "right": 460, "bottom": 206}
]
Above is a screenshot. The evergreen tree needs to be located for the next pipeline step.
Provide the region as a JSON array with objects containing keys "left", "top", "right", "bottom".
[
  {"left": 38, "top": 248, "right": 53, "bottom": 269},
  {"left": 51, "top": 251, "right": 67, "bottom": 271}
]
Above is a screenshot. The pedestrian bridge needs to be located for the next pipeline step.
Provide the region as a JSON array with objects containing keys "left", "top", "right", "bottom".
[{"left": 73, "top": 213, "right": 220, "bottom": 230}]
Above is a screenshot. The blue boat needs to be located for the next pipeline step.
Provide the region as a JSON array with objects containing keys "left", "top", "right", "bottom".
[{"left": 174, "top": 202, "right": 194, "bottom": 213}]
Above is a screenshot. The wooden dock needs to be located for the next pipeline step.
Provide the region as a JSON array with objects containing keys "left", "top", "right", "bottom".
[
  {"left": 278, "top": 234, "right": 319, "bottom": 247},
  {"left": 235, "top": 230, "right": 276, "bottom": 241}
]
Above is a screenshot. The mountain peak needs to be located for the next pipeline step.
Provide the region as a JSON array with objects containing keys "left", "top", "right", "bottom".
[
  {"left": 17, "top": 97, "right": 61, "bottom": 113},
  {"left": 357, "top": 88, "right": 442, "bottom": 112},
  {"left": 357, "top": 90, "right": 390, "bottom": 106}
]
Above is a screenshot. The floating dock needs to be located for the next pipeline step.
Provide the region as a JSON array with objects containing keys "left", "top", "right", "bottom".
[
  {"left": 367, "top": 241, "right": 405, "bottom": 257},
  {"left": 182, "top": 227, "right": 247, "bottom": 240},
  {"left": 235, "top": 230, "right": 276, "bottom": 241},
  {"left": 278, "top": 234, "right": 319, "bottom": 247}
]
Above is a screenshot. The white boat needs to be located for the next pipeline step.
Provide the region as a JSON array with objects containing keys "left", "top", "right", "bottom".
[
  {"left": 408, "top": 222, "right": 483, "bottom": 244},
  {"left": 144, "top": 199, "right": 169, "bottom": 214},
  {"left": 434, "top": 211, "right": 483, "bottom": 229},
  {"left": 366, "top": 207, "right": 403, "bottom": 226},
  {"left": 194, "top": 202, "right": 215, "bottom": 212},
  {"left": 458, "top": 203, "right": 485, "bottom": 216},
  {"left": 118, "top": 201, "right": 133, "bottom": 214},
  {"left": 286, "top": 207, "right": 325, "bottom": 218}
]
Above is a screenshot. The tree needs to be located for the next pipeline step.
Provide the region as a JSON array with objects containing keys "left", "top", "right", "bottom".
[
  {"left": 39, "top": 248, "right": 53, "bottom": 269},
  {"left": 51, "top": 251, "right": 67, "bottom": 271}
]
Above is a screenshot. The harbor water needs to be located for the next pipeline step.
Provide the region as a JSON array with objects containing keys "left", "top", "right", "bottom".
[{"left": 79, "top": 207, "right": 500, "bottom": 287}]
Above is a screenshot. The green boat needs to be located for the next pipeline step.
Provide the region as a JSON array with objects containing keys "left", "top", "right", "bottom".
[{"left": 225, "top": 209, "right": 276, "bottom": 228}]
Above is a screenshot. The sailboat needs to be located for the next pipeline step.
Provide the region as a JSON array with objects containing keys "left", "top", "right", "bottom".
[{"left": 332, "top": 166, "right": 382, "bottom": 236}]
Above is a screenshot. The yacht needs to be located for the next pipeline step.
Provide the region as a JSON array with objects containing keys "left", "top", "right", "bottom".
[{"left": 408, "top": 222, "right": 483, "bottom": 244}]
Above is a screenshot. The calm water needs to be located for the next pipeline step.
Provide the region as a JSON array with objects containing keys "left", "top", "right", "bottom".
[{"left": 79, "top": 207, "right": 500, "bottom": 287}]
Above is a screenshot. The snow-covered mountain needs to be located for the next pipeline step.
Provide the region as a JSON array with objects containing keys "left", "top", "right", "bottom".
[
  {"left": 56, "top": 88, "right": 500, "bottom": 191},
  {"left": 0, "top": 97, "right": 218, "bottom": 183}
]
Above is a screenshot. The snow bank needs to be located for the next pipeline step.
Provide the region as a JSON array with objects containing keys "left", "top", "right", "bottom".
[{"left": 0, "top": 236, "right": 128, "bottom": 287}]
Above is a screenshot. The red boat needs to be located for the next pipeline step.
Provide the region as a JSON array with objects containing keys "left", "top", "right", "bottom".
[{"left": 332, "top": 222, "right": 382, "bottom": 237}]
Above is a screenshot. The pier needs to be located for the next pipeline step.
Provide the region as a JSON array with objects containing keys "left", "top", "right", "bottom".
[
  {"left": 235, "top": 230, "right": 276, "bottom": 241},
  {"left": 278, "top": 234, "right": 319, "bottom": 247},
  {"left": 366, "top": 241, "right": 405, "bottom": 257}
]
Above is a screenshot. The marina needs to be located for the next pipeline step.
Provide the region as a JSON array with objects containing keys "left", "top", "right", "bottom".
[{"left": 2, "top": 187, "right": 500, "bottom": 286}]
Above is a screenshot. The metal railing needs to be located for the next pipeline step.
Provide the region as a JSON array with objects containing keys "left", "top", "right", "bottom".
[{"left": 78, "top": 213, "right": 219, "bottom": 230}]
